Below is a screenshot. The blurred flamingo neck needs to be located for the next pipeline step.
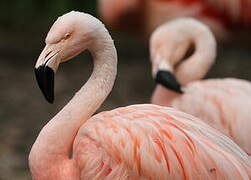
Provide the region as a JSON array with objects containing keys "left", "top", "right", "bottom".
[
  {"left": 151, "top": 85, "right": 179, "bottom": 106},
  {"left": 172, "top": 20, "right": 217, "bottom": 84}
]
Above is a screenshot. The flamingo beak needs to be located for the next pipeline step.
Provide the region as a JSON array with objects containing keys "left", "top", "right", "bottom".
[
  {"left": 154, "top": 60, "right": 183, "bottom": 94},
  {"left": 155, "top": 70, "right": 183, "bottom": 94},
  {"left": 35, "top": 44, "right": 60, "bottom": 103}
]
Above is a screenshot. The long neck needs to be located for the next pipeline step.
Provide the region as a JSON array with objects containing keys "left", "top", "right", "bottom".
[
  {"left": 30, "top": 28, "right": 117, "bottom": 162},
  {"left": 174, "top": 20, "right": 216, "bottom": 85}
]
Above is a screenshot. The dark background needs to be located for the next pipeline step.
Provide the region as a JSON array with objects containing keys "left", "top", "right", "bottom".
[{"left": 0, "top": 1, "right": 251, "bottom": 179}]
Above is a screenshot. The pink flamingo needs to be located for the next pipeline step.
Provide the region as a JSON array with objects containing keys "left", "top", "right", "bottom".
[
  {"left": 98, "top": 0, "right": 251, "bottom": 39},
  {"left": 29, "top": 11, "right": 251, "bottom": 179},
  {"left": 150, "top": 17, "right": 251, "bottom": 155}
]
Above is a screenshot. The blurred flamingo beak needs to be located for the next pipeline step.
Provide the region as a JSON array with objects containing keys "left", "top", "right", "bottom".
[
  {"left": 154, "top": 60, "right": 183, "bottom": 94},
  {"left": 155, "top": 70, "right": 183, "bottom": 94},
  {"left": 34, "top": 44, "right": 60, "bottom": 103}
]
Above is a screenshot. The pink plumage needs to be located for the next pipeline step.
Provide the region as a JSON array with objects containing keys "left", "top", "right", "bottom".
[
  {"left": 74, "top": 104, "right": 251, "bottom": 179},
  {"left": 30, "top": 11, "right": 251, "bottom": 179},
  {"left": 150, "top": 18, "right": 251, "bottom": 155}
]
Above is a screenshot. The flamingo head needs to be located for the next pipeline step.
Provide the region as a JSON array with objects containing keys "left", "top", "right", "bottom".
[
  {"left": 35, "top": 11, "right": 104, "bottom": 103},
  {"left": 98, "top": 0, "right": 146, "bottom": 34},
  {"left": 150, "top": 18, "right": 216, "bottom": 93}
]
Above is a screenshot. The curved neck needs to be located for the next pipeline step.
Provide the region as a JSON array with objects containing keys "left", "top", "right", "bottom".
[
  {"left": 65, "top": 34, "right": 117, "bottom": 124},
  {"left": 30, "top": 28, "right": 117, "bottom": 163},
  {"left": 173, "top": 20, "right": 217, "bottom": 85}
]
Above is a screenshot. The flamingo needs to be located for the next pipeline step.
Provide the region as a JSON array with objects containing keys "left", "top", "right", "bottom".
[
  {"left": 98, "top": 0, "right": 251, "bottom": 39},
  {"left": 29, "top": 11, "right": 251, "bottom": 179},
  {"left": 150, "top": 17, "right": 251, "bottom": 155}
]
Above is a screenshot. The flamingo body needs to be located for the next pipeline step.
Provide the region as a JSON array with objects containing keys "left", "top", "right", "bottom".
[
  {"left": 152, "top": 79, "right": 251, "bottom": 154},
  {"left": 74, "top": 104, "right": 251, "bottom": 179}
]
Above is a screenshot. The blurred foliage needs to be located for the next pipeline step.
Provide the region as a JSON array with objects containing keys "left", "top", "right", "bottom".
[{"left": 0, "top": 0, "right": 97, "bottom": 30}]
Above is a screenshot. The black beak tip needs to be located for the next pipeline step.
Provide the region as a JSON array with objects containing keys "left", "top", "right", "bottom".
[
  {"left": 155, "top": 70, "right": 183, "bottom": 94},
  {"left": 44, "top": 94, "right": 54, "bottom": 104},
  {"left": 35, "top": 66, "right": 55, "bottom": 104}
]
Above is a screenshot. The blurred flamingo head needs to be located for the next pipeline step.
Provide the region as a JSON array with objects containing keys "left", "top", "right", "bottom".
[
  {"left": 150, "top": 18, "right": 216, "bottom": 93},
  {"left": 98, "top": 0, "right": 146, "bottom": 34},
  {"left": 34, "top": 11, "right": 105, "bottom": 103}
]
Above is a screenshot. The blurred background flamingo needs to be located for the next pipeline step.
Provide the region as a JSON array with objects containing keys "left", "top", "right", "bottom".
[
  {"left": 30, "top": 11, "right": 251, "bottom": 180},
  {"left": 150, "top": 18, "right": 251, "bottom": 155},
  {"left": 98, "top": 0, "right": 251, "bottom": 39}
]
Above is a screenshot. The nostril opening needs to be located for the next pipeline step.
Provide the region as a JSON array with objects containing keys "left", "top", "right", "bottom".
[{"left": 45, "top": 51, "right": 52, "bottom": 59}]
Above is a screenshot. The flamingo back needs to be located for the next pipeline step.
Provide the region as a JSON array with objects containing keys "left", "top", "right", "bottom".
[
  {"left": 73, "top": 104, "right": 251, "bottom": 179},
  {"left": 170, "top": 78, "right": 251, "bottom": 155}
]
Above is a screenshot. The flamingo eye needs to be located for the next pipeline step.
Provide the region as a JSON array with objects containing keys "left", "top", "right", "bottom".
[{"left": 64, "top": 33, "right": 71, "bottom": 40}]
